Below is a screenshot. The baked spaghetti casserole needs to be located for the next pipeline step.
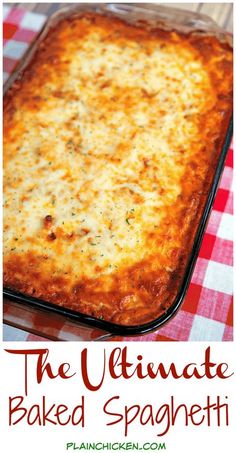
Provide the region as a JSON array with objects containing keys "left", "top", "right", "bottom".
[{"left": 3, "top": 12, "right": 233, "bottom": 325}]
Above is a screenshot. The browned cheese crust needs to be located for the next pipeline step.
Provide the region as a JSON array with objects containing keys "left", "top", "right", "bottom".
[{"left": 3, "top": 13, "right": 233, "bottom": 325}]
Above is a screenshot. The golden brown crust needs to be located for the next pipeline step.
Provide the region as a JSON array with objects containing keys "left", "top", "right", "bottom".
[{"left": 3, "top": 13, "right": 233, "bottom": 326}]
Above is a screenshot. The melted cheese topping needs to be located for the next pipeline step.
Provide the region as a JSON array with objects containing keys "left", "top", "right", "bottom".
[{"left": 3, "top": 14, "right": 233, "bottom": 325}]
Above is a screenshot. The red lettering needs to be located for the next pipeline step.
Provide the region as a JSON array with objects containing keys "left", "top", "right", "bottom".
[
  {"left": 189, "top": 404, "right": 205, "bottom": 425},
  {"left": 81, "top": 348, "right": 106, "bottom": 391},
  {"left": 124, "top": 404, "right": 140, "bottom": 436},
  {"left": 216, "top": 363, "right": 234, "bottom": 379},
  {"left": 155, "top": 404, "right": 170, "bottom": 436},
  {"left": 9, "top": 395, "right": 84, "bottom": 426},
  {"left": 140, "top": 405, "right": 154, "bottom": 425},
  {"left": 5, "top": 349, "right": 75, "bottom": 395},
  {"left": 9, "top": 396, "right": 27, "bottom": 425},
  {"left": 103, "top": 396, "right": 123, "bottom": 427}
]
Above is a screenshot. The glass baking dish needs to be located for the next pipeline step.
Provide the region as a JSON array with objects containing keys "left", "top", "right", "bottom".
[{"left": 3, "top": 3, "right": 233, "bottom": 341}]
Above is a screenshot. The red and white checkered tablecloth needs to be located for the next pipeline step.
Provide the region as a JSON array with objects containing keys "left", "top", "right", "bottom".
[{"left": 3, "top": 6, "right": 233, "bottom": 342}]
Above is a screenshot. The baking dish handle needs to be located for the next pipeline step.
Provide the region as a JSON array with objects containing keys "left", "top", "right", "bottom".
[{"left": 3, "top": 298, "right": 115, "bottom": 341}]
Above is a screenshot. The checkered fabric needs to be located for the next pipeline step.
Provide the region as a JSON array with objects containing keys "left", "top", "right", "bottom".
[{"left": 3, "top": 6, "right": 233, "bottom": 342}]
